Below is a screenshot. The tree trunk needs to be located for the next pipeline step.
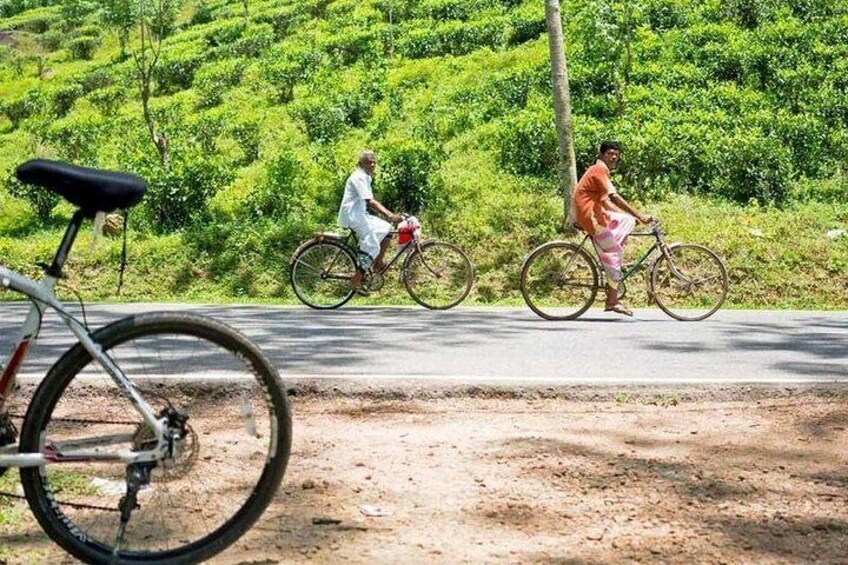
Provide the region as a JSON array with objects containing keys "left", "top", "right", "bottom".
[{"left": 545, "top": 0, "right": 578, "bottom": 231}]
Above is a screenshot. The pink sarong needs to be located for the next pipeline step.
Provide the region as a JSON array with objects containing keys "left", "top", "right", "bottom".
[{"left": 591, "top": 213, "right": 635, "bottom": 288}]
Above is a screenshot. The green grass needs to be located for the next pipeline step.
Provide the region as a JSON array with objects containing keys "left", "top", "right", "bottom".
[{"left": 0, "top": 194, "right": 845, "bottom": 309}]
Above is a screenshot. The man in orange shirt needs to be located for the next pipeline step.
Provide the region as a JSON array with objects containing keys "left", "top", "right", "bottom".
[{"left": 572, "top": 141, "right": 653, "bottom": 316}]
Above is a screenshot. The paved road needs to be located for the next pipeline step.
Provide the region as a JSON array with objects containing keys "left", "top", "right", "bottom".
[{"left": 1, "top": 303, "right": 845, "bottom": 385}]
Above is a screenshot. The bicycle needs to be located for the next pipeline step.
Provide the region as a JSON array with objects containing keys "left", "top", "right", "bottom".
[
  {"left": 289, "top": 216, "right": 474, "bottom": 310},
  {"left": 0, "top": 159, "right": 292, "bottom": 564},
  {"left": 520, "top": 219, "right": 728, "bottom": 321}
]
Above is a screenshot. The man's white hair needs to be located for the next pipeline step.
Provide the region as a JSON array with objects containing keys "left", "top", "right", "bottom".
[{"left": 358, "top": 150, "right": 376, "bottom": 165}]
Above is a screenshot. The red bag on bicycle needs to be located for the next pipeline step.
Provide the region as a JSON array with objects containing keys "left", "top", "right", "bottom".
[{"left": 397, "top": 216, "right": 421, "bottom": 245}]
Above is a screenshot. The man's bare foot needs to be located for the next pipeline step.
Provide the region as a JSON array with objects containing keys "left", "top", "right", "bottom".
[{"left": 604, "top": 302, "right": 633, "bottom": 317}]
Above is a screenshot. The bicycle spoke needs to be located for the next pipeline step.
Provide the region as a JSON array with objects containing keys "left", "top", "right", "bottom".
[
  {"left": 404, "top": 242, "right": 473, "bottom": 309},
  {"left": 521, "top": 243, "right": 598, "bottom": 320},
  {"left": 651, "top": 245, "right": 728, "bottom": 321},
  {"left": 291, "top": 242, "right": 356, "bottom": 309},
  {"left": 21, "top": 317, "right": 289, "bottom": 560}
]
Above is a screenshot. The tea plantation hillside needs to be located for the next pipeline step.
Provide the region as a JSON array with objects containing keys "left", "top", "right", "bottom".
[{"left": 0, "top": 0, "right": 846, "bottom": 307}]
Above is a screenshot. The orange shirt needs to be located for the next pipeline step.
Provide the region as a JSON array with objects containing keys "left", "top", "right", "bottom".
[{"left": 572, "top": 160, "right": 616, "bottom": 234}]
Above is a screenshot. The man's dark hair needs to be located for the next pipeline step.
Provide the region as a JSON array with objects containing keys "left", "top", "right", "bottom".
[{"left": 599, "top": 140, "right": 622, "bottom": 154}]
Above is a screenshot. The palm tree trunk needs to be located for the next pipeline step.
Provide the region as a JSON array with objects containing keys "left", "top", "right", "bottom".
[{"left": 545, "top": 0, "right": 578, "bottom": 230}]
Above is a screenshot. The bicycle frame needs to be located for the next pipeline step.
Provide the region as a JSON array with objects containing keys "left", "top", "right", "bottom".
[
  {"left": 310, "top": 230, "right": 418, "bottom": 279},
  {"left": 0, "top": 211, "right": 168, "bottom": 469},
  {"left": 574, "top": 227, "right": 684, "bottom": 283}
]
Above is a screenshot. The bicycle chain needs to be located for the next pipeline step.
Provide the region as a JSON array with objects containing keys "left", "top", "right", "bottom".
[
  {"left": 0, "top": 490, "right": 118, "bottom": 512},
  {"left": 7, "top": 413, "right": 139, "bottom": 426},
  {"left": 1, "top": 413, "right": 137, "bottom": 513}
]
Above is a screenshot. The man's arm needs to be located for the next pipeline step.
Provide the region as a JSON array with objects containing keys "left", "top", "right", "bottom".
[
  {"left": 609, "top": 193, "right": 652, "bottom": 224},
  {"left": 367, "top": 198, "right": 401, "bottom": 224}
]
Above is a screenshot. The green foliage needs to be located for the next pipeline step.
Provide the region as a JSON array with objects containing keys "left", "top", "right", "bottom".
[
  {"left": 504, "top": 4, "right": 546, "bottom": 46},
  {"left": 67, "top": 35, "right": 100, "bottom": 60},
  {"left": 1, "top": 0, "right": 846, "bottom": 306},
  {"left": 1, "top": 89, "right": 49, "bottom": 128},
  {"left": 227, "top": 22, "right": 274, "bottom": 57},
  {"left": 376, "top": 137, "right": 440, "bottom": 213},
  {"left": 49, "top": 81, "right": 84, "bottom": 116},
  {"left": 156, "top": 42, "right": 206, "bottom": 94},
  {"left": 59, "top": 0, "right": 96, "bottom": 30},
  {"left": 400, "top": 17, "right": 507, "bottom": 58},
  {"left": 496, "top": 102, "right": 557, "bottom": 179},
  {"left": 260, "top": 44, "right": 323, "bottom": 103},
  {"left": 193, "top": 58, "right": 246, "bottom": 108},
  {"left": 245, "top": 152, "right": 300, "bottom": 219},
  {"left": 139, "top": 148, "right": 234, "bottom": 232},
  {"left": 43, "top": 109, "right": 106, "bottom": 163},
  {"left": 7, "top": 173, "right": 58, "bottom": 221}
]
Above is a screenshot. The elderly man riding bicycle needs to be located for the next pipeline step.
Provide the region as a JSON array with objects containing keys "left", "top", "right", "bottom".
[{"left": 337, "top": 150, "right": 401, "bottom": 292}]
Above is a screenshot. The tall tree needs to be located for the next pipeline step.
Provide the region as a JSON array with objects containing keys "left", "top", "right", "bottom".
[
  {"left": 545, "top": 0, "right": 578, "bottom": 228},
  {"left": 130, "top": 0, "right": 171, "bottom": 166},
  {"left": 101, "top": 0, "right": 136, "bottom": 58}
]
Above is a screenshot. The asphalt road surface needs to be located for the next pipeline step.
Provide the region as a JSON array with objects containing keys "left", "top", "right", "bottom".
[{"left": 1, "top": 303, "right": 845, "bottom": 385}]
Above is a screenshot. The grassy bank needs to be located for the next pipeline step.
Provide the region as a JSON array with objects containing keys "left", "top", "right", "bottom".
[{"left": 1, "top": 194, "right": 845, "bottom": 309}]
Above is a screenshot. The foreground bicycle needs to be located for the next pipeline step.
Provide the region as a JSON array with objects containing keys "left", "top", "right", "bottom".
[
  {"left": 0, "top": 160, "right": 291, "bottom": 564},
  {"left": 520, "top": 220, "right": 728, "bottom": 321},
  {"left": 290, "top": 216, "right": 474, "bottom": 310}
]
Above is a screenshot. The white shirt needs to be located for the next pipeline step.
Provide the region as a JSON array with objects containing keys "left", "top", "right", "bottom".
[{"left": 337, "top": 167, "right": 373, "bottom": 228}]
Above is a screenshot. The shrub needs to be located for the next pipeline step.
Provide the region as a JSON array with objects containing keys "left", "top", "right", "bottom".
[
  {"left": 50, "top": 82, "right": 84, "bottom": 116},
  {"left": 205, "top": 20, "right": 246, "bottom": 48},
  {"left": 156, "top": 43, "right": 206, "bottom": 94},
  {"left": 190, "top": 2, "right": 214, "bottom": 25},
  {"left": 78, "top": 68, "right": 113, "bottom": 93},
  {"left": 36, "top": 29, "right": 63, "bottom": 51},
  {"left": 296, "top": 98, "right": 347, "bottom": 143},
  {"left": 139, "top": 150, "right": 235, "bottom": 232},
  {"left": 245, "top": 152, "right": 300, "bottom": 219},
  {"left": 228, "top": 23, "right": 274, "bottom": 58},
  {"left": 400, "top": 17, "right": 506, "bottom": 59},
  {"left": 709, "top": 131, "right": 793, "bottom": 204},
  {"left": 644, "top": 0, "right": 690, "bottom": 31},
  {"left": 496, "top": 103, "right": 558, "bottom": 179},
  {"left": 43, "top": 111, "right": 106, "bottom": 163},
  {"left": 1, "top": 89, "right": 49, "bottom": 128},
  {"left": 193, "top": 59, "right": 247, "bottom": 108},
  {"left": 323, "top": 26, "right": 388, "bottom": 66},
  {"left": 86, "top": 85, "right": 126, "bottom": 115},
  {"left": 260, "top": 45, "right": 323, "bottom": 103},
  {"left": 504, "top": 4, "right": 545, "bottom": 46},
  {"left": 7, "top": 174, "right": 59, "bottom": 221},
  {"left": 253, "top": 5, "right": 305, "bottom": 40},
  {"left": 375, "top": 138, "right": 440, "bottom": 213},
  {"left": 67, "top": 36, "right": 100, "bottom": 60}
]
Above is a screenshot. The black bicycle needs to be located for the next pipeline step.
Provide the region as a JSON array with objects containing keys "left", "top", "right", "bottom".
[
  {"left": 289, "top": 218, "right": 474, "bottom": 310},
  {"left": 520, "top": 220, "right": 728, "bottom": 321}
]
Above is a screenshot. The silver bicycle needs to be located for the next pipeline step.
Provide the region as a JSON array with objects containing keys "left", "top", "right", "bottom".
[{"left": 0, "top": 160, "right": 292, "bottom": 563}]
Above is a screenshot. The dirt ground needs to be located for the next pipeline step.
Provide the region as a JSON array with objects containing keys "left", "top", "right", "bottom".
[{"left": 2, "top": 392, "right": 847, "bottom": 564}]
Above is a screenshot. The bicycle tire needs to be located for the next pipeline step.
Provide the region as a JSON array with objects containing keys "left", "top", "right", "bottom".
[
  {"left": 290, "top": 239, "right": 357, "bottom": 309},
  {"left": 403, "top": 241, "right": 474, "bottom": 310},
  {"left": 650, "top": 243, "right": 728, "bottom": 321},
  {"left": 520, "top": 242, "right": 599, "bottom": 321},
  {"left": 19, "top": 313, "right": 292, "bottom": 564}
]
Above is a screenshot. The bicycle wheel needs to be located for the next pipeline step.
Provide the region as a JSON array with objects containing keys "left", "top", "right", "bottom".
[
  {"left": 403, "top": 241, "right": 474, "bottom": 310},
  {"left": 19, "top": 313, "right": 291, "bottom": 564},
  {"left": 290, "top": 240, "right": 356, "bottom": 309},
  {"left": 520, "top": 242, "right": 599, "bottom": 320},
  {"left": 650, "top": 244, "right": 728, "bottom": 321}
]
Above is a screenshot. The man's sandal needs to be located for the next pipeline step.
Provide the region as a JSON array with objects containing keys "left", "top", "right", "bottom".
[{"left": 604, "top": 303, "right": 633, "bottom": 317}]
